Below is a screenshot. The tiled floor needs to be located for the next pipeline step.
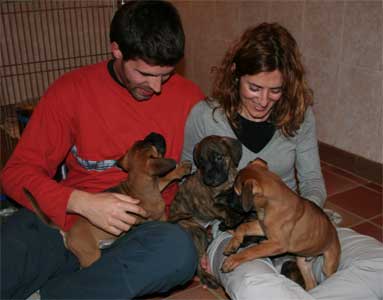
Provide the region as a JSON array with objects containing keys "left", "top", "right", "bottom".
[{"left": 143, "top": 161, "right": 383, "bottom": 300}]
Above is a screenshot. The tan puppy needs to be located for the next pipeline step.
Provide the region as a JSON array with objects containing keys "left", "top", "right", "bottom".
[
  {"left": 25, "top": 132, "right": 191, "bottom": 268},
  {"left": 221, "top": 159, "right": 340, "bottom": 290}
]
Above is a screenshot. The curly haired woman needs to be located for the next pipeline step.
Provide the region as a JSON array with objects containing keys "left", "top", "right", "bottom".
[{"left": 182, "top": 23, "right": 383, "bottom": 300}]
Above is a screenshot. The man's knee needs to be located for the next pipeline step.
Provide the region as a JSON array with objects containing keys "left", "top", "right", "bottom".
[
  {"left": 120, "top": 221, "right": 198, "bottom": 279},
  {"left": 117, "top": 221, "right": 199, "bottom": 295},
  {"left": 150, "top": 222, "right": 198, "bottom": 278}
]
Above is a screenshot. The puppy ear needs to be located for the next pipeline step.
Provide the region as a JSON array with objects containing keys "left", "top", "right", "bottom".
[
  {"left": 148, "top": 158, "right": 176, "bottom": 176},
  {"left": 117, "top": 152, "right": 129, "bottom": 171},
  {"left": 144, "top": 132, "right": 166, "bottom": 157},
  {"left": 251, "top": 158, "right": 268, "bottom": 169},
  {"left": 241, "top": 180, "right": 254, "bottom": 212},
  {"left": 223, "top": 137, "right": 242, "bottom": 167},
  {"left": 241, "top": 179, "right": 262, "bottom": 212},
  {"left": 193, "top": 142, "right": 202, "bottom": 168}
]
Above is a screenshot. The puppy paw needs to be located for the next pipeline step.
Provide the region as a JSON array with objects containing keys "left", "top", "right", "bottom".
[
  {"left": 221, "top": 255, "right": 241, "bottom": 273},
  {"left": 223, "top": 238, "right": 241, "bottom": 255},
  {"left": 178, "top": 160, "right": 192, "bottom": 176}
]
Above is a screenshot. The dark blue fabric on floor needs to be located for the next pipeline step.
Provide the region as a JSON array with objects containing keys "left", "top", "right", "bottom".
[{"left": 1, "top": 209, "right": 198, "bottom": 300}]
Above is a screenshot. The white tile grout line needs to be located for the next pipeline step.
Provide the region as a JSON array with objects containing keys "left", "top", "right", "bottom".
[
  {"left": 165, "top": 283, "right": 222, "bottom": 300},
  {"left": 165, "top": 281, "right": 228, "bottom": 300},
  {"left": 364, "top": 215, "right": 383, "bottom": 230},
  {"left": 326, "top": 185, "right": 365, "bottom": 198}
]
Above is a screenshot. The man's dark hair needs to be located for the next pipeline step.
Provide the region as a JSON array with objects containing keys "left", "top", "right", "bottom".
[{"left": 110, "top": 0, "right": 185, "bottom": 66}]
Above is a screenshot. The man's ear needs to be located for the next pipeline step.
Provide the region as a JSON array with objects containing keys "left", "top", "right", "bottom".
[{"left": 111, "top": 42, "right": 123, "bottom": 59}]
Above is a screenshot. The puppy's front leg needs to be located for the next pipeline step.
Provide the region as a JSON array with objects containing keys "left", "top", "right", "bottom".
[
  {"left": 159, "top": 160, "right": 192, "bottom": 191},
  {"left": 221, "top": 239, "right": 284, "bottom": 273},
  {"left": 223, "top": 220, "right": 265, "bottom": 255}
]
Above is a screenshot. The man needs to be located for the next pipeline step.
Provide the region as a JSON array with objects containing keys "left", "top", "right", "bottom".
[{"left": 0, "top": 1, "right": 204, "bottom": 299}]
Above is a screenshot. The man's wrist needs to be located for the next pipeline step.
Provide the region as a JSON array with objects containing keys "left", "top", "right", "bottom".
[{"left": 67, "top": 189, "right": 90, "bottom": 215}]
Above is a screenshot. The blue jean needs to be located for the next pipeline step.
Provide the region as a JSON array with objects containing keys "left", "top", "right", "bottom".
[{"left": 1, "top": 209, "right": 198, "bottom": 299}]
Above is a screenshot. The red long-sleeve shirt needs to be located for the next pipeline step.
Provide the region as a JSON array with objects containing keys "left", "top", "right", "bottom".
[{"left": 0, "top": 60, "right": 204, "bottom": 231}]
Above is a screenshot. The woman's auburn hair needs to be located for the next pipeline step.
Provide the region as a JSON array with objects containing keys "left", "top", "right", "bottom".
[{"left": 211, "top": 23, "right": 313, "bottom": 137}]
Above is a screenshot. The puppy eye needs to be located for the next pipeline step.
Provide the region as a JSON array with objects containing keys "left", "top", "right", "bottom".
[{"left": 215, "top": 154, "right": 224, "bottom": 161}]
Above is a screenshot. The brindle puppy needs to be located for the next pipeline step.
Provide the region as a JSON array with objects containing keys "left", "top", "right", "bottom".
[
  {"left": 169, "top": 135, "right": 244, "bottom": 289},
  {"left": 25, "top": 132, "right": 192, "bottom": 268}
]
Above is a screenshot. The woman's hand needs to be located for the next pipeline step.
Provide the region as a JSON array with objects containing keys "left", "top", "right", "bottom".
[
  {"left": 200, "top": 254, "right": 211, "bottom": 273},
  {"left": 200, "top": 254, "right": 213, "bottom": 288},
  {"left": 67, "top": 190, "right": 148, "bottom": 236}
]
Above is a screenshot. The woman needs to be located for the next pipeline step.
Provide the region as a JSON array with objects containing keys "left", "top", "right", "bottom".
[{"left": 182, "top": 23, "right": 383, "bottom": 300}]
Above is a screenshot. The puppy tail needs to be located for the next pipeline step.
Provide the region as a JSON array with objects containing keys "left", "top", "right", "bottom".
[{"left": 23, "top": 188, "right": 57, "bottom": 228}]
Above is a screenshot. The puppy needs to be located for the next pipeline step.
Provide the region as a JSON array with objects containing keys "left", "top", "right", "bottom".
[
  {"left": 25, "top": 132, "right": 191, "bottom": 268},
  {"left": 221, "top": 158, "right": 341, "bottom": 290},
  {"left": 169, "top": 135, "right": 243, "bottom": 289}
]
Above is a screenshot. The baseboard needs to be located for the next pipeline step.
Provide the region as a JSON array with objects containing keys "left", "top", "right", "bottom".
[{"left": 318, "top": 141, "right": 382, "bottom": 185}]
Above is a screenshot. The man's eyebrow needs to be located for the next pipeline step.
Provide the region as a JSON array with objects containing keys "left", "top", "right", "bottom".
[{"left": 137, "top": 69, "right": 175, "bottom": 77}]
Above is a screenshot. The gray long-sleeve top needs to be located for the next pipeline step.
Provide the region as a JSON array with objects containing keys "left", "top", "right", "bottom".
[{"left": 181, "top": 100, "right": 327, "bottom": 207}]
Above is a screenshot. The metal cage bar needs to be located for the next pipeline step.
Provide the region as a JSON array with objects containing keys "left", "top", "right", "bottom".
[{"left": 0, "top": 0, "right": 118, "bottom": 168}]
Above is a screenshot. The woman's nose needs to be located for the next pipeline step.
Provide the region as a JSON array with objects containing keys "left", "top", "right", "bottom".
[{"left": 258, "top": 90, "right": 269, "bottom": 107}]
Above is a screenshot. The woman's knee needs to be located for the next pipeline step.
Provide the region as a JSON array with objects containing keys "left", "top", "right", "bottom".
[
  {"left": 333, "top": 228, "right": 383, "bottom": 273},
  {"left": 223, "top": 265, "right": 312, "bottom": 300},
  {"left": 311, "top": 227, "right": 383, "bottom": 298}
]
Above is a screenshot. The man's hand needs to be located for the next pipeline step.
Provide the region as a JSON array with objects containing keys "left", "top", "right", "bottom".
[{"left": 67, "top": 190, "right": 148, "bottom": 236}]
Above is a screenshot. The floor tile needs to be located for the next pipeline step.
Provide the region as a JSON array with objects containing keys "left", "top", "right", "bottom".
[
  {"left": 322, "top": 168, "right": 362, "bottom": 197},
  {"left": 321, "top": 163, "right": 370, "bottom": 186},
  {"left": 327, "top": 186, "right": 382, "bottom": 219},
  {"left": 166, "top": 285, "right": 219, "bottom": 300},
  {"left": 209, "top": 287, "right": 230, "bottom": 300},
  {"left": 140, "top": 295, "right": 165, "bottom": 300},
  {"left": 324, "top": 202, "right": 365, "bottom": 228},
  {"left": 140, "top": 279, "right": 200, "bottom": 300},
  {"left": 369, "top": 214, "right": 383, "bottom": 226},
  {"left": 352, "top": 222, "right": 383, "bottom": 242}
]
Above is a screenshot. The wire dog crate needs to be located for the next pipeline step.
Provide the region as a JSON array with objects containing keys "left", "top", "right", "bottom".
[{"left": 0, "top": 0, "right": 119, "bottom": 170}]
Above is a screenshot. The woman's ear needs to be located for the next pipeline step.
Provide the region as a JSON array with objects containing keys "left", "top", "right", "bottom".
[
  {"left": 231, "top": 62, "right": 236, "bottom": 73},
  {"left": 111, "top": 42, "right": 123, "bottom": 59}
]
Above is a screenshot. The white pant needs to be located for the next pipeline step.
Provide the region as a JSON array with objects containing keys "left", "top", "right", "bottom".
[{"left": 207, "top": 227, "right": 383, "bottom": 300}]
